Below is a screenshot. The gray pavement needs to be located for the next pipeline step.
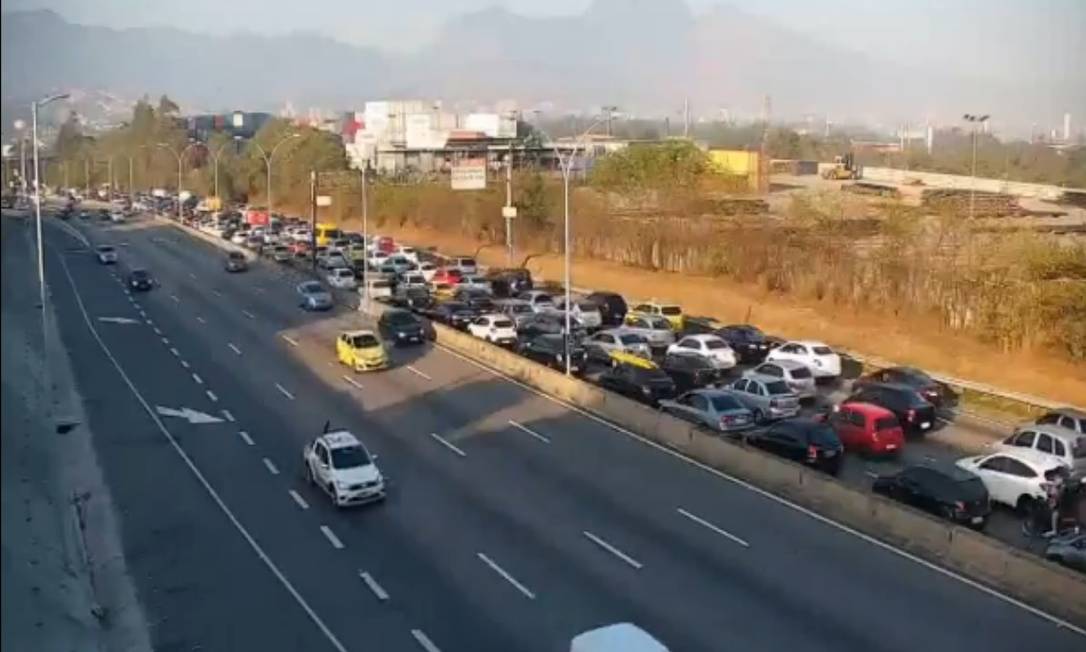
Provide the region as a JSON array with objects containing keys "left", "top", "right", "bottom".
[{"left": 30, "top": 210, "right": 1086, "bottom": 651}]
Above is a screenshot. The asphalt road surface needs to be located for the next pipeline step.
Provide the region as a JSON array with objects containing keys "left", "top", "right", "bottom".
[{"left": 34, "top": 211, "right": 1084, "bottom": 651}]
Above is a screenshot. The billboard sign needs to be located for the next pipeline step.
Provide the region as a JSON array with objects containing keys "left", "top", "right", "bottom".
[{"left": 451, "top": 161, "right": 487, "bottom": 190}]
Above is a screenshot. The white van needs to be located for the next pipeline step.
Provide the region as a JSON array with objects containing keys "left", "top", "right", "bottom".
[
  {"left": 362, "top": 278, "right": 393, "bottom": 301},
  {"left": 570, "top": 624, "right": 667, "bottom": 652}
]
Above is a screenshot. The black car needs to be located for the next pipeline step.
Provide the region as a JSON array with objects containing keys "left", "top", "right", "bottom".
[
  {"left": 873, "top": 464, "right": 990, "bottom": 529},
  {"left": 855, "top": 366, "right": 957, "bottom": 408},
  {"left": 847, "top": 382, "right": 937, "bottom": 435},
  {"left": 747, "top": 418, "right": 844, "bottom": 475},
  {"left": 486, "top": 268, "right": 534, "bottom": 298},
  {"left": 661, "top": 353, "right": 721, "bottom": 392},
  {"left": 392, "top": 285, "right": 432, "bottom": 311},
  {"left": 715, "top": 324, "right": 771, "bottom": 363},
  {"left": 597, "top": 363, "right": 678, "bottom": 407},
  {"left": 518, "top": 334, "right": 587, "bottom": 373},
  {"left": 453, "top": 287, "right": 495, "bottom": 311},
  {"left": 127, "top": 269, "right": 154, "bottom": 291},
  {"left": 377, "top": 309, "right": 426, "bottom": 345},
  {"left": 519, "top": 312, "right": 587, "bottom": 339},
  {"left": 224, "top": 251, "right": 248, "bottom": 272},
  {"left": 426, "top": 301, "right": 477, "bottom": 330},
  {"left": 584, "top": 291, "right": 628, "bottom": 327}
]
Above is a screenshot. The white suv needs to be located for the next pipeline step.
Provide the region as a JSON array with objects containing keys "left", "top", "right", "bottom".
[
  {"left": 468, "top": 314, "right": 518, "bottom": 345},
  {"left": 956, "top": 449, "right": 1068, "bottom": 511},
  {"left": 766, "top": 340, "right": 841, "bottom": 378},
  {"left": 303, "top": 430, "right": 385, "bottom": 507}
]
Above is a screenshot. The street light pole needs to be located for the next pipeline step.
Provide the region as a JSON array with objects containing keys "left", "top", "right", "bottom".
[
  {"left": 156, "top": 141, "right": 201, "bottom": 220},
  {"left": 32, "top": 94, "right": 69, "bottom": 310},
  {"left": 962, "top": 113, "right": 989, "bottom": 220},
  {"left": 360, "top": 165, "right": 369, "bottom": 310},
  {"left": 251, "top": 133, "right": 299, "bottom": 214}
]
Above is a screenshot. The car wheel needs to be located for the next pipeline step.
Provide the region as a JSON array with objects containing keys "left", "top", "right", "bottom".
[
  {"left": 327, "top": 484, "right": 339, "bottom": 507},
  {"left": 753, "top": 409, "right": 766, "bottom": 424},
  {"left": 305, "top": 463, "right": 315, "bottom": 485},
  {"left": 1015, "top": 495, "right": 1034, "bottom": 516}
]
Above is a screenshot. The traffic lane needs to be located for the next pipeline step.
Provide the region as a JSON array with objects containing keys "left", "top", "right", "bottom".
[
  {"left": 410, "top": 347, "right": 1084, "bottom": 649},
  {"left": 41, "top": 235, "right": 339, "bottom": 652}
]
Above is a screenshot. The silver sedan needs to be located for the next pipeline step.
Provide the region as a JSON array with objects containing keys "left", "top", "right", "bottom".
[{"left": 658, "top": 389, "right": 755, "bottom": 434}]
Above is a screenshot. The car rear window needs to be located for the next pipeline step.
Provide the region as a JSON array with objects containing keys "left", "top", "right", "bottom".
[
  {"left": 1072, "top": 437, "right": 1086, "bottom": 459},
  {"left": 806, "top": 424, "right": 841, "bottom": 447},
  {"left": 709, "top": 395, "right": 743, "bottom": 411},
  {"left": 371, "top": 280, "right": 391, "bottom": 289},
  {"left": 349, "top": 334, "right": 379, "bottom": 347},
  {"left": 789, "top": 366, "right": 812, "bottom": 379},
  {"left": 577, "top": 302, "right": 597, "bottom": 311},
  {"left": 955, "top": 477, "right": 988, "bottom": 502},
  {"left": 765, "top": 380, "right": 792, "bottom": 395},
  {"left": 705, "top": 340, "right": 729, "bottom": 350},
  {"left": 494, "top": 319, "right": 514, "bottom": 329},
  {"left": 510, "top": 304, "right": 532, "bottom": 314},
  {"left": 620, "top": 334, "right": 648, "bottom": 345},
  {"left": 660, "top": 305, "right": 682, "bottom": 316},
  {"left": 875, "top": 417, "right": 899, "bottom": 431},
  {"left": 98, "top": 246, "right": 115, "bottom": 252},
  {"left": 812, "top": 346, "right": 834, "bottom": 355},
  {"left": 459, "top": 258, "right": 476, "bottom": 267}
]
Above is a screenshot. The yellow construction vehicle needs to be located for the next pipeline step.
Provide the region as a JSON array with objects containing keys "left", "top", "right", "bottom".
[{"left": 822, "top": 153, "right": 861, "bottom": 180}]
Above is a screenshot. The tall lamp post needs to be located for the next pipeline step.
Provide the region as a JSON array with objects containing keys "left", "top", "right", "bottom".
[
  {"left": 533, "top": 116, "right": 607, "bottom": 375},
  {"left": 208, "top": 137, "right": 239, "bottom": 201},
  {"left": 962, "top": 113, "right": 990, "bottom": 219},
  {"left": 250, "top": 133, "right": 300, "bottom": 214},
  {"left": 156, "top": 140, "right": 202, "bottom": 220},
  {"left": 32, "top": 93, "right": 69, "bottom": 312}
]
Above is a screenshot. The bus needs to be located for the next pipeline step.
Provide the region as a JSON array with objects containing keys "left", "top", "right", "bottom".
[{"left": 315, "top": 223, "right": 343, "bottom": 246}]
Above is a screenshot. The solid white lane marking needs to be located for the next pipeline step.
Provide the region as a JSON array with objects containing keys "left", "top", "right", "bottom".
[
  {"left": 180, "top": 360, "right": 190, "bottom": 369},
  {"left": 429, "top": 432, "right": 466, "bottom": 458},
  {"left": 282, "top": 335, "right": 299, "bottom": 347},
  {"left": 221, "top": 409, "right": 235, "bottom": 422},
  {"left": 192, "top": 373, "right": 204, "bottom": 385},
  {"left": 411, "top": 629, "right": 441, "bottom": 652},
  {"left": 289, "top": 490, "right": 309, "bottom": 510},
  {"left": 359, "top": 571, "right": 389, "bottom": 601},
  {"left": 508, "top": 420, "right": 551, "bottom": 444},
  {"left": 238, "top": 431, "right": 254, "bottom": 446},
  {"left": 228, "top": 343, "right": 242, "bottom": 355},
  {"left": 677, "top": 508, "right": 750, "bottom": 548},
  {"left": 242, "top": 310, "right": 256, "bottom": 320},
  {"left": 170, "top": 294, "right": 180, "bottom": 303},
  {"left": 406, "top": 365, "right": 431, "bottom": 381},
  {"left": 434, "top": 344, "right": 1086, "bottom": 636},
  {"left": 52, "top": 248, "right": 351, "bottom": 652},
  {"left": 275, "top": 383, "right": 295, "bottom": 400},
  {"left": 342, "top": 375, "right": 364, "bottom": 390},
  {"left": 476, "top": 552, "right": 536, "bottom": 600},
  {"left": 319, "top": 525, "right": 344, "bottom": 550},
  {"left": 196, "top": 316, "right": 206, "bottom": 324},
  {"left": 263, "top": 458, "right": 280, "bottom": 475},
  {"left": 582, "top": 531, "right": 642, "bottom": 570},
  {"left": 169, "top": 347, "right": 179, "bottom": 357},
  {"left": 205, "top": 390, "right": 218, "bottom": 402}
]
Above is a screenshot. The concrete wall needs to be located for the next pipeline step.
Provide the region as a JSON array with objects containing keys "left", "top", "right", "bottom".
[
  {"left": 432, "top": 322, "right": 1086, "bottom": 627},
  {"left": 857, "top": 167, "right": 1082, "bottom": 201}
]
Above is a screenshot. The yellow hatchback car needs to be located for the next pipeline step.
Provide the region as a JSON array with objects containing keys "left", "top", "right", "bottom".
[
  {"left": 627, "top": 301, "right": 685, "bottom": 331},
  {"left": 608, "top": 349, "right": 659, "bottom": 369},
  {"left": 336, "top": 330, "right": 389, "bottom": 372}
]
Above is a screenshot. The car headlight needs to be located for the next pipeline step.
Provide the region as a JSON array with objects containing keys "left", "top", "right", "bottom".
[
  {"left": 335, "top": 480, "right": 350, "bottom": 490},
  {"left": 396, "top": 331, "right": 405, "bottom": 338}
]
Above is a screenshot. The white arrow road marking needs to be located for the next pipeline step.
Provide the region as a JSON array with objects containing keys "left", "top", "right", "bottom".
[
  {"left": 154, "top": 406, "right": 224, "bottom": 424},
  {"left": 97, "top": 316, "right": 141, "bottom": 325}
]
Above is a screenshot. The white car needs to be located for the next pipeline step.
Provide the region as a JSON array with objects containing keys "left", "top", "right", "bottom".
[
  {"left": 291, "top": 228, "right": 312, "bottom": 243},
  {"left": 396, "top": 245, "right": 420, "bottom": 264},
  {"left": 519, "top": 290, "right": 556, "bottom": 314},
  {"left": 555, "top": 298, "right": 603, "bottom": 329},
  {"left": 326, "top": 267, "right": 358, "bottom": 289},
  {"left": 766, "top": 340, "right": 841, "bottom": 378},
  {"left": 745, "top": 360, "right": 816, "bottom": 399},
  {"left": 995, "top": 424, "right": 1086, "bottom": 474},
  {"left": 400, "top": 272, "right": 428, "bottom": 289},
  {"left": 318, "top": 252, "right": 351, "bottom": 270},
  {"left": 95, "top": 245, "right": 118, "bottom": 264},
  {"left": 666, "top": 335, "right": 737, "bottom": 369},
  {"left": 418, "top": 261, "right": 438, "bottom": 281},
  {"left": 449, "top": 255, "right": 478, "bottom": 275},
  {"left": 368, "top": 250, "right": 391, "bottom": 268},
  {"left": 497, "top": 299, "right": 535, "bottom": 328},
  {"left": 231, "top": 230, "right": 250, "bottom": 245},
  {"left": 302, "top": 430, "right": 385, "bottom": 507},
  {"left": 955, "top": 449, "right": 1067, "bottom": 511},
  {"left": 467, "top": 314, "right": 518, "bottom": 345},
  {"left": 109, "top": 211, "right": 126, "bottom": 223},
  {"left": 362, "top": 278, "right": 393, "bottom": 301},
  {"left": 456, "top": 275, "right": 492, "bottom": 293}
]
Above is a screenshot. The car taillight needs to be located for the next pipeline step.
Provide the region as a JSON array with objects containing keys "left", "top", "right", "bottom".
[
  {"left": 954, "top": 500, "right": 966, "bottom": 512},
  {"left": 719, "top": 416, "right": 733, "bottom": 428},
  {"left": 906, "top": 408, "right": 916, "bottom": 422},
  {"left": 807, "top": 444, "right": 818, "bottom": 462}
]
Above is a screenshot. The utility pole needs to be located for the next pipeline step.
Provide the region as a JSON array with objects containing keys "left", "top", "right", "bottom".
[
  {"left": 683, "top": 97, "right": 690, "bottom": 139},
  {"left": 360, "top": 166, "right": 369, "bottom": 310},
  {"left": 83, "top": 158, "right": 90, "bottom": 197},
  {"left": 963, "top": 113, "right": 990, "bottom": 219},
  {"left": 107, "top": 157, "right": 114, "bottom": 200},
  {"left": 309, "top": 170, "right": 318, "bottom": 270},
  {"left": 503, "top": 141, "right": 516, "bottom": 267},
  {"left": 128, "top": 156, "right": 134, "bottom": 196}
]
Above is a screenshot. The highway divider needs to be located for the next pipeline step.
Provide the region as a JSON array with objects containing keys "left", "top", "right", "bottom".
[{"left": 430, "top": 322, "right": 1086, "bottom": 628}]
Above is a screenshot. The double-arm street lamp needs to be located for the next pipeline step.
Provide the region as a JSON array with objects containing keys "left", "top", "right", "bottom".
[
  {"left": 962, "top": 113, "right": 990, "bottom": 220},
  {"left": 156, "top": 140, "right": 202, "bottom": 219},
  {"left": 250, "top": 133, "right": 300, "bottom": 214}
]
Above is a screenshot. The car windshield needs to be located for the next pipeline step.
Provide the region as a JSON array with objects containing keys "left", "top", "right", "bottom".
[
  {"left": 388, "top": 313, "right": 419, "bottom": 326},
  {"left": 228, "top": 252, "right": 244, "bottom": 259},
  {"left": 813, "top": 346, "right": 834, "bottom": 355},
  {"left": 577, "top": 302, "right": 597, "bottom": 311},
  {"left": 509, "top": 304, "right": 532, "bottom": 314},
  {"left": 705, "top": 340, "right": 728, "bottom": 350},
  {"left": 619, "top": 334, "right": 647, "bottom": 345},
  {"left": 709, "top": 395, "right": 743, "bottom": 411},
  {"left": 459, "top": 258, "right": 476, "bottom": 267},
  {"left": 98, "top": 246, "right": 114, "bottom": 252},
  {"left": 875, "top": 417, "right": 899, "bottom": 431},
  {"left": 660, "top": 305, "right": 682, "bottom": 316},
  {"left": 131, "top": 270, "right": 149, "bottom": 279},
  {"left": 765, "top": 381, "right": 792, "bottom": 395},
  {"left": 646, "top": 317, "right": 670, "bottom": 329},
  {"left": 300, "top": 282, "right": 323, "bottom": 294},
  {"left": 1072, "top": 437, "right": 1086, "bottom": 459},
  {"left": 349, "top": 334, "right": 379, "bottom": 348}
]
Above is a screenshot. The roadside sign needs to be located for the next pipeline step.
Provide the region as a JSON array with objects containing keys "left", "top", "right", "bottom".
[
  {"left": 316, "top": 195, "right": 333, "bottom": 207},
  {"left": 502, "top": 206, "right": 518, "bottom": 219},
  {"left": 452, "top": 162, "right": 487, "bottom": 190}
]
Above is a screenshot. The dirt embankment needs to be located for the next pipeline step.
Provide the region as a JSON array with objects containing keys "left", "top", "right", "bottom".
[{"left": 362, "top": 222, "right": 1086, "bottom": 407}]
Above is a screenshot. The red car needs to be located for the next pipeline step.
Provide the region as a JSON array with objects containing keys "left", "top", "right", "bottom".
[
  {"left": 823, "top": 402, "right": 904, "bottom": 456},
  {"left": 431, "top": 267, "right": 463, "bottom": 285}
]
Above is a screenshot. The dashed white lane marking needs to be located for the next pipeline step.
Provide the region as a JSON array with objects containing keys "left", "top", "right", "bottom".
[
  {"left": 152, "top": 326, "right": 162, "bottom": 335},
  {"left": 213, "top": 289, "right": 223, "bottom": 296},
  {"left": 242, "top": 310, "right": 256, "bottom": 320},
  {"left": 342, "top": 375, "right": 364, "bottom": 390},
  {"left": 411, "top": 629, "right": 442, "bottom": 652},
  {"left": 282, "top": 335, "right": 299, "bottom": 347},
  {"left": 228, "top": 343, "right": 242, "bottom": 355},
  {"left": 180, "top": 360, "right": 190, "bottom": 369},
  {"left": 196, "top": 316, "right": 206, "bottom": 324},
  {"left": 170, "top": 294, "right": 180, "bottom": 303},
  {"left": 221, "top": 409, "right": 235, "bottom": 422},
  {"left": 359, "top": 571, "right": 389, "bottom": 601},
  {"left": 476, "top": 552, "right": 536, "bottom": 600},
  {"left": 429, "top": 432, "right": 466, "bottom": 458},
  {"left": 676, "top": 508, "right": 750, "bottom": 548},
  {"left": 206, "top": 390, "right": 218, "bottom": 402},
  {"left": 275, "top": 384, "right": 295, "bottom": 400},
  {"left": 263, "top": 458, "right": 280, "bottom": 475},
  {"left": 319, "top": 525, "right": 345, "bottom": 550},
  {"left": 508, "top": 420, "right": 551, "bottom": 444},
  {"left": 289, "top": 490, "right": 309, "bottom": 510},
  {"left": 582, "top": 531, "right": 642, "bottom": 570},
  {"left": 144, "top": 319, "right": 153, "bottom": 326},
  {"left": 169, "top": 347, "right": 179, "bottom": 357},
  {"left": 161, "top": 337, "right": 170, "bottom": 345},
  {"left": 189, "top": 272, "right": 197, "bottom": 280},
  {"left": 238, "top": 431, "right": 254, "bottom": 446},
  {"left": 192, "top": 373, "right": 204, "bottom": 385},
  {"left": 406, "top": 365, "right": 432, "bottom": 381},
  {"left": 53, "top": 246, "right": 351, "bottom": 652}
]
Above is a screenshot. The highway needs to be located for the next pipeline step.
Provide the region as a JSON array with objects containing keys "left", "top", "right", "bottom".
[{"left": 34, "top": 211, "right": 1084, "bottom": 651}]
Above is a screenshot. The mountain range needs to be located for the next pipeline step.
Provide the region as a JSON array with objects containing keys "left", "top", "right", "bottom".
[{"left": 2, "top": 1, "right": 1082, "bottom": 132}]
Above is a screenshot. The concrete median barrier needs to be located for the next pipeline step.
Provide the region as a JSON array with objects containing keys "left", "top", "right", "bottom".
[
  {"left": 154, "top": 215, "right": 256, "bottom": 262},
  {"left": 431, "top": 322, "right": 1086, "bottom": 627}
]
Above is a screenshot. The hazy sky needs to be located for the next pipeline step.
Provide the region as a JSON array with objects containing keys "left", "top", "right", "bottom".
[{"left": 3, "top": 0, "right": 1083, "bottom": 83}]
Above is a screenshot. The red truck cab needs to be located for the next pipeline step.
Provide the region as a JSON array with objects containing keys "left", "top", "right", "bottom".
[{"left": 824, "top": 401, "right": 904, "bottom": 456}]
